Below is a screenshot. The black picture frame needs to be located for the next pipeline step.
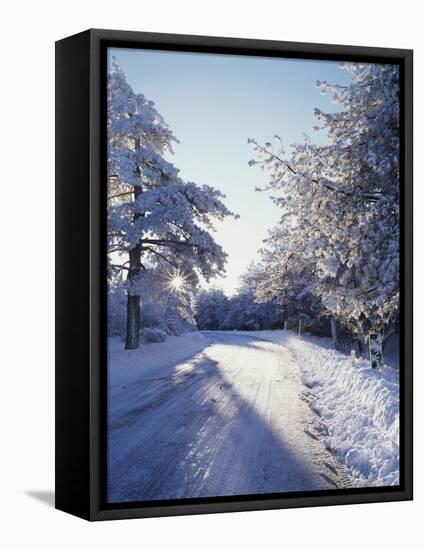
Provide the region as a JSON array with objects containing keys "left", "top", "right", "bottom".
[{"left": 55, "top": 28, "right": 413, "bottom": 521}]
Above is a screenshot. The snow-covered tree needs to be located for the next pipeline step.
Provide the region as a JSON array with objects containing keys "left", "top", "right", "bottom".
[
  {"left": 108, "top": 61, "right": 236, "bottom": 349},
  {"left": 138, "top": 267, "right": 197, "bottom": 336},
  {"left": 195, "top": 272, "right": 284, "bottom": 332},
  {"left": 249, "top": 62, "right": 400, "bottom": 348},
  {"left": 243, "top": 257, "right": 320, "bottom": 332},
  {"left": 195, "top": 289, "right": 229, "bottom": 330},
  {"left": 223, "top": 289, "right": 283, "bottom": 331},
  {"left": 108, "top": 263, "right": 197, "bottom": 339}
]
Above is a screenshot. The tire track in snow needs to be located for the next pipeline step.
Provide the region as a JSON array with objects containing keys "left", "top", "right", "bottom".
[{"left": 108, "top": 331, "right": 352, "bottom": 502}]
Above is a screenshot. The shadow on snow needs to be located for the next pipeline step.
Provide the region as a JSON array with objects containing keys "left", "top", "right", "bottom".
[{"left": 107, "top": 337, "right": 331, "bottom": 503}]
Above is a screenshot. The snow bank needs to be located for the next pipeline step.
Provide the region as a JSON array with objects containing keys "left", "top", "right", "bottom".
[
  {"left": 108, "top": 328, "right": 400, "bottom": 488},
  {"left": 108, "top": 331, "right": 211, "bottom": 388},
  {"left": 255, "top": 330, "right": 400, "bottom": 488}
]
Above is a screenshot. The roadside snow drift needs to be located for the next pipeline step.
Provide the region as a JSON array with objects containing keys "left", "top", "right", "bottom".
[
  {"left": 107, "top": 329, "right": 399, "bottom": 498},
  {"left": 256, "top": 330, "right": 400, "bottom": 487}
]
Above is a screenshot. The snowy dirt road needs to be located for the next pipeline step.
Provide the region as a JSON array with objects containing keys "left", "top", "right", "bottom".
[{"left": 108, "top": 332, "right": 351, "bottom": 502}]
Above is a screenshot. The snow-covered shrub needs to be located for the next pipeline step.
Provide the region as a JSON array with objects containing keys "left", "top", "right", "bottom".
[
  {"left": 166, "top": 316, "right": 196, "bottom": 336},
  {"left": 141, "top": 327, "right": 167, "bottom": 344}
]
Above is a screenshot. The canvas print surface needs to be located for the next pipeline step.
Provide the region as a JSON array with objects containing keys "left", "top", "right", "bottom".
[{"left": 106, "top": 48, "right": 400, "bottom": 504}]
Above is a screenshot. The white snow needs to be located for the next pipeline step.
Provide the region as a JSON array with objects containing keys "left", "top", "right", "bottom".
[
  {"left": 107, "top": 331, "right": 349, "bottom": 502},
  {"left": 107, "top": 331, "right": 211, "bottom": 388},
  {"left": 251, "top": 330, "right": 400, "bottom": 487},
  {"left": 107, "top": 329, "right": 399, "bottom": 502}
]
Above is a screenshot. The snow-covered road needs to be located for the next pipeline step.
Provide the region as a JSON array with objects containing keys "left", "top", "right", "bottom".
[{"left": 108, "top": 332, "right": 350, "bottom": 502}]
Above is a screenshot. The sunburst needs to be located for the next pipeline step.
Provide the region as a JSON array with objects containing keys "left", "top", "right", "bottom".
[{"left": 165, "top": 269, "right": 188, "bottom": 293}]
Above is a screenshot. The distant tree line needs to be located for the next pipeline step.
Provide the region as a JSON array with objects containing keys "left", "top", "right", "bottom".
[{"left": 195, "top": 287, "right": 284, "bottom": 332}]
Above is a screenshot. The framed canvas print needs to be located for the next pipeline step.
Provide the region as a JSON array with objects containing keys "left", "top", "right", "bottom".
[{"left": 55, "top": 29, "right": 413, "bottom": 521}]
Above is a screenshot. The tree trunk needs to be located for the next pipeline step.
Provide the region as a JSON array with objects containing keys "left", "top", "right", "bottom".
[
  {"left": 125, "top": 136, "right": 142, "bottom": 350},
  {"left": 125, "top": 243, "right": 142, "bottom": 350},
  {"left": 355, "top": 333, "right": 366, "bottom": 358},
  {"left": 125, "top": 292, "right": 140, "bottom": 349},
  {"left": 382, "top": 323, "right": 397, "bottom": 352},
  {"left": 330, "top": 317, "right": 337, "bottom": 347}
]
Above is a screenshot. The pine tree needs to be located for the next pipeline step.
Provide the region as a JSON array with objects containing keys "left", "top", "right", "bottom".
[
  {"left": 108, "top": 60, "right": 236, "bottom": 349},
  {"left": 249, "top": 62, "right": 400, "bottom": 345}
]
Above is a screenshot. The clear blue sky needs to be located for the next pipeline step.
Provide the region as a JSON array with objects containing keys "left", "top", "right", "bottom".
[{"left": 109, "top": 48, "right": 351, "bottom": 295}]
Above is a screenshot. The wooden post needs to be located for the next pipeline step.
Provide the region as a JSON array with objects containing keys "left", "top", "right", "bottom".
[{"left": 368, "top": 333, "right": 383, "bottom": 369}]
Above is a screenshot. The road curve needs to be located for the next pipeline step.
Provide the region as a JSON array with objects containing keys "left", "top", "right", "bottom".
[{"left": 108, "top": 331, "right": 350, "bottom": 503}]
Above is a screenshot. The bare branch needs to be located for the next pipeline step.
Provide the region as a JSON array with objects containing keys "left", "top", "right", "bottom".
[{"left": 144, "top": 246, "right": 176, "bottom": 267}]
